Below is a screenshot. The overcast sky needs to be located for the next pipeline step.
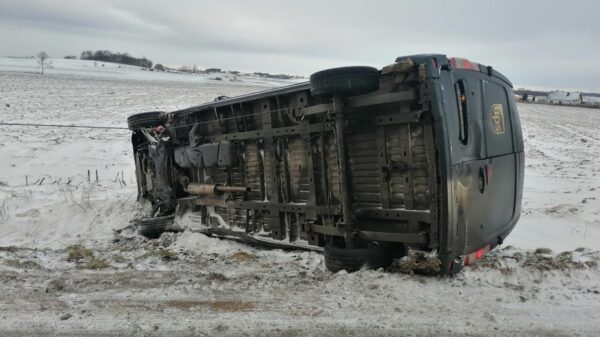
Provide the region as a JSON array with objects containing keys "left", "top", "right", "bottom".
[{"left": 1, "top": 0, "right": 599, "bottom": 91}]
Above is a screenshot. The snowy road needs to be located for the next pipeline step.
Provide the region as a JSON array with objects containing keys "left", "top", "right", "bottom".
[{"left": 0, "top": 65, "right": 599, "bottom": 336}]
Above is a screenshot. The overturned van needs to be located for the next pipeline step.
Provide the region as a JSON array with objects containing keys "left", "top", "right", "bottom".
[{"left": 127, "top": 54, "right": 524, "bottom": 274}]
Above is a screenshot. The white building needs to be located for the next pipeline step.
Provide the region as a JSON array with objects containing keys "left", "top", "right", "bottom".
[
  {"left": 547, "top": 91, "right": 583, "bottom": 105},
  {"left": 582, "top": 96, "right": 600, "bottom": 105}
]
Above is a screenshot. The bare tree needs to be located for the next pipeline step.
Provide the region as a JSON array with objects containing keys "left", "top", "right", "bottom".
[{"left": 36, "top": 51, "right": 52, "bottom": 74}]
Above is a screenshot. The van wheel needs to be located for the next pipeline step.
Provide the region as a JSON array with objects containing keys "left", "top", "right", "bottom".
[
  {"left": 137, "top": 216, "right": 173, "bottom": 239},
  {"left": 127, "top": 111, "right": 166, "bottom": 131},
  {"left": 310, "top": 66, "right": 380, "bottom": 96},
  {"left": 324, "top": 243, "right": 392, "bottom": 273}
]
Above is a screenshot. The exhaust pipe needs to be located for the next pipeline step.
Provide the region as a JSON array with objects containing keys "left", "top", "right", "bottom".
[{"left": 185, "top": 183, "right": 250, "bottom": 195}]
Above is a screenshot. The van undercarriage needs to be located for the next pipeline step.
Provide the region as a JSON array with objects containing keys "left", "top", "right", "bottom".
[{"left": 129, "top": 55, "right": 523, "bottom": 274}]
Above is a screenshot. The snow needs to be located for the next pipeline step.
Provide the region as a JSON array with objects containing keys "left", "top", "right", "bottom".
[
  {"left": 0, "top": 57, "right": 303, "bottom": 87},
  {"left": 506, "top": 104, "right": 600, "bottom": 251},
  {"left": 0, "top": 64, "right": 599, "bottom": 336}
]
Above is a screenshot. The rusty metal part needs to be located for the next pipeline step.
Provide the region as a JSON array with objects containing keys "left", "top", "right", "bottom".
[
  {"left": 331, "top": 96, "right": 357, "bottom": 248},
  {"left": 185, "top": 183, "right": 250, "bottom": 195},
  {"left": 216, "top": 185, "right": 251, "bottom": 193}
]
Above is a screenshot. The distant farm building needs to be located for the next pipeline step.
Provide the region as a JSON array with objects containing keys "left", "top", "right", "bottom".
[
  {"left": 582, "top": 96, "right": 600, "bottom": 105},
  {"left": 517, "top": 93, "right": 547, "bottom": 103},
  {"left": 547, "top": 91, "right": 583, "bottom": 105}
]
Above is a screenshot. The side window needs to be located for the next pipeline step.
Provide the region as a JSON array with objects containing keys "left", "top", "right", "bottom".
[{"left": 455, "top": 80, "right": 469, "bottom": 145}]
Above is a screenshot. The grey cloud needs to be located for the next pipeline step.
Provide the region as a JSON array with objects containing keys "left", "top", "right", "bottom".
[{"left": 0, "top": 0, "right": 599, "bottom": 91}]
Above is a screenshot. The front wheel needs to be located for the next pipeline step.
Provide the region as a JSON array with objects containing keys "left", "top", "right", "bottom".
[
  {"left": 324, "top": 243, "right": 392, "bottom": 273},
  {"left": 127, "top": 111, "right": 167, "bottom": 131},
  {"left": 137, "top": 215, "right": 174, "bottom": 239}
]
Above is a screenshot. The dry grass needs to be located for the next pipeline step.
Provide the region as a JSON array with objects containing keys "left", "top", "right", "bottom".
[
  {"left": 112, "top": 254, "right": 127, "bottom": 263},
  {"left": 66, "top": 244, "right": 94, "bottom": 262},
  {"left": 3, "top": 258, "right": 41, "bottom": 269},
  {"left": 229, "top": 251, "right": 257, "bottom": 262},
  {"left": 84, "top": 258, "right": 110, "bottom": 270},
  {"left": 21, "top": 215, "right": 41, "bottom": 246}
]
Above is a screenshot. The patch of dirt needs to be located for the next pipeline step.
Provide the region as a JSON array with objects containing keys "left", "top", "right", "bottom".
[
  {"left": 165, "top": 300, "right": 255, "bottom": 312},
  {"left": 476, "top": 248, "right": 599, "bottom": 272},
  {"left": 544, "top": 204, "right": 580, "bottom": 217},
  {"left": 522, "top": 250, "right": 597, "bottom": 271},
  {"left": 229, "top": 251, "right": 257, "bottom": 262},
  {"left": 389, "top": 250, "right": 441, "bottom": 275}
]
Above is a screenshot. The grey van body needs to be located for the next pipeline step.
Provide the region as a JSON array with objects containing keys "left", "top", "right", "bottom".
[{"left": 128, "top": 54, "right": 524, "bottom": 274}]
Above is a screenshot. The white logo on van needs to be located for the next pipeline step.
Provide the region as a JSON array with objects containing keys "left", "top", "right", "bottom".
[{"left": 490, "top": 104, "right": 505, "bottom": 134}]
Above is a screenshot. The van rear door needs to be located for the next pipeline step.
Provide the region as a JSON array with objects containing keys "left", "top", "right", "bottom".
[
  {"left": 479, "top": 79, "right": 518, "bottom": 244},
  {"left": 447, "top": 67, "right": 518, "bottom": 255}
]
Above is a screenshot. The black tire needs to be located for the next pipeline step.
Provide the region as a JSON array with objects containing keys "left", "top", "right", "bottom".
[
  {"left": 309, "top": 66, "right": 380, "bottom": 96},
  {"left": 137, "top": 216, "right": 173, "bottom": 239},
  {"left": 127, "top": 111, "right": 167, "bottom": 131},
  {"left": 324, "top": 243, "right": 392, "bottom": 273}
]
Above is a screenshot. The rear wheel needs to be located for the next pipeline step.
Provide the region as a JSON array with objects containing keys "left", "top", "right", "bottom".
[
  {"left": 127, "top": 111, "right": 166, "bottom": 131},
  {"left": 324, "top": 243, "right": 392, "bottom": 273},
  {"left": 309, "top": 66, "right": 380, "bottom": 96}
]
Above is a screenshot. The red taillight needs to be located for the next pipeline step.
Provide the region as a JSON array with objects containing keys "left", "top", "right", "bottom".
[
  {"left": 475, "top": 248, "right": 485, "bottom": 260},
  {"left": 463, "top": 245, "right": 491, "bottom": 266},
  {"left": 463, "top": 59, "right": 473, "bottom": 70},
  {"left": 450, "top": 57, "right": 481, "bottom": 71}
]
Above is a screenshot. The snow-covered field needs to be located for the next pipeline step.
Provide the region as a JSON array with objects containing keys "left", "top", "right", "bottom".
[
  {"left": 0, "top": 57, "right": 302, "bottom": 86},
  {"left": 0, "top": 62, "right": 598, "bottom": 336}
]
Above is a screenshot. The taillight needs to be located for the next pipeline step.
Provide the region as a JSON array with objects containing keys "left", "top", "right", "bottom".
[
  {"left": 475, "top": 248, "right": 485, "bottom": 260},
  {"left": 450, "top": 57, "right": 481, "bottom": 72},
  {"left": 463, "top": 245, "right": 491, "bottom": 265}
]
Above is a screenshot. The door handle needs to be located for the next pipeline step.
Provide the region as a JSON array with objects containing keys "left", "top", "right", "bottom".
[{"left": 478, "top": 167, "right": 486, "bottom": 193}]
